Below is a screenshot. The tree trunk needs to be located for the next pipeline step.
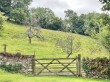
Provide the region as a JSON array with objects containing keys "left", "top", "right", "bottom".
[{"left": 29, "top": 37, "right": 32, "bottom": 44}]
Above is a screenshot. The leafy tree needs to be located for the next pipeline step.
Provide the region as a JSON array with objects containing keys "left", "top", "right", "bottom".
[
  {"left": 64, "top": 10, "right": 78, "bottom": 33},
  {"left": 83, "top": 13, "right": 102, "bottom": 37},
  {"left": 97, "top": 25, "right": 110, "bottom": 52},
  {"left": 75, "top": 14, "right": 85, "bottom": 34},
  {"left": 12, "top": 0, "right": 32, "bottom": 6},
  {"left": 98, "top": 0, "right": 110, "bottom": 56},
  {"left": 47, "top": 17, "right": 63, "bottom": 30},
  {"left": 99, "top": 0, "right": 110, "bottom": 11},
  {"left": 9, "top": 0, "right": 32, "bottom": 24},
  {"left": 99, "top": 13, "right": 110, "bottom": 26},
  {"left": 31, "top": 7, "right": 63, "bottom": 30},
  {"left": 31, "top": 8, "right": 54, "bottom": 28},
  {"left": 64, "top": 10, "right": 85, "bottom": 34},
  {"left": 10, "top": 8, "right": 27, "bottom": 24},
  {"left": 0, "top": 0, "right": 12, "bottom": 16},
  {"left": 95, "top": 13, "right": 110, "bottom": 53}
]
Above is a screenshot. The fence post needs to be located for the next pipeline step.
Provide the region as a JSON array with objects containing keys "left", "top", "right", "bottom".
[
  {"left": 32, "top": 55, "right": 35, "bottom": 75},
  {"left": 3, "top": 44, "right": 7, "bottom": 52},
  {"left": 76, "top": 54, "right": 81, "bottom": 76}
]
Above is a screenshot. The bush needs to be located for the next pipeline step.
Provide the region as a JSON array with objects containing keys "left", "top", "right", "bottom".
[
  {"left": 0, "top": 62, "right": 22, "bottom": 73},
  {"left": 82, "top": 57, "right": 110, "bottom": 79}
]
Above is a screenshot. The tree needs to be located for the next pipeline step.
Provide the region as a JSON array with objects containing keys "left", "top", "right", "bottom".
[
  {"left": 47, "top": 17, "right": 63, "bottom": 30},
  {"left": 97, "top": 25, "right": 110, "bottom": 52},
  {"left": 31, "top": 8, "right": 54, "bottom": 28},
  {"left": 64, "top": 10, "right": 85, "bottom": 34},
  {"left": 31, "top": 7, "right": 63, "bottom": 30},
  {"left": 95, "top": 13, "right": 110, "bottom": 53},
  {"left": 9, "top": 0, "right": 32, "bottom": 24},
  {"left": 55, "top": 34, "right": 81, "bottom": 58},
  {"left": 64, "top": 10, "right": 78, "bottom": 33},
  {"left": 83, "top": 13, "right": 102, "bottom": 37},
  {"left": 10, "top": 8, "right": 27, "bottom": 24},
  {"left": 0, "top": 0, "right": 12, "bottom": 16},
  {"left": 25, "top": 11, "right": 43, "bottom": 44},
  {"left": 99, "top": 0, "right": 110, "bottom": 11},
  {"left": 12, "top": 0, "right": 32, "bottom": 6},
  {"left": 74, "top": 14, "right": 85, "bottom": 34},
  {"left": 0, "top": 0, "right": 31, "bottom": 24},
  {"left": 98, "top": 0, "right": 110, "bottom": 54}
]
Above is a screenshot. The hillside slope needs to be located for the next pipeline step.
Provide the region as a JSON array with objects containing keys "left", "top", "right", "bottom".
[{"left": 0, "top": 22, "right": 109, "bottom": 58}]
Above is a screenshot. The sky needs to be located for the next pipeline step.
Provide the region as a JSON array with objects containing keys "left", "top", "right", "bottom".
[{"left": 30, "top": 0, "right": 104, "bottom": 18}]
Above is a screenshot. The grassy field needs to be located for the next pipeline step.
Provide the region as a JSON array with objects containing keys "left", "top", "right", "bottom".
[
  {"left": 0, "top": 22, "right": 109, "bottom": 58},
  {"left": 0, "top": 70, "right": 110, "bottom": 82}
]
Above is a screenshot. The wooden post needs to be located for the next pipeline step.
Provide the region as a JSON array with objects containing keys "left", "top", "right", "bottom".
[
  {"left": 3, "top": 44, "right": 7, "bottom": 52},
  {"left": 32, "top": 55, "right": 35, "bottom": 75},
  {"left": 76, "top": 54, "right": 81, "bottom": 76}
]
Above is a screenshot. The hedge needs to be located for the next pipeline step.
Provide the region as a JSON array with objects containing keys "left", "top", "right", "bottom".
[{"left": 82, "top": 57, "right": 110, "bottom": 79}]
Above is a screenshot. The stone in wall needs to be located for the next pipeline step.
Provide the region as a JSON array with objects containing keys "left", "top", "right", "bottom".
[{"left": 0, "top": 52, "right": 34, "bottom": 74}]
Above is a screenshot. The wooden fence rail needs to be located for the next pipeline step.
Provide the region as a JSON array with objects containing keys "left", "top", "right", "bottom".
[{"left": 31, "top": 54, "right": 82, "bottom": 76}]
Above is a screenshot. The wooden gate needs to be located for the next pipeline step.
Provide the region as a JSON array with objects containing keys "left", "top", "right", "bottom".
[{"left": 34, "top": 55, "right": 81, "bottom": 76}]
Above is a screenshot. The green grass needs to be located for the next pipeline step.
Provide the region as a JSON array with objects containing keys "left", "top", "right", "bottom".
[
  {"left": 0, "top": 22, "right": 109, "bottom": 58},
  {"left": 0, "top": 70, "right": 109, "bottom": 82}
]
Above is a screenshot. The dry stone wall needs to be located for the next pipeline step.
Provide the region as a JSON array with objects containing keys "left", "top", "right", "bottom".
[{"left": 0, "top": 52, "right": 34, "bottom": 74}]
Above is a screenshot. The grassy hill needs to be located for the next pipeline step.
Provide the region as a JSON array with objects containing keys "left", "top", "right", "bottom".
[{"left": 0, "top": 22, "right": 109, "bottom": 58}]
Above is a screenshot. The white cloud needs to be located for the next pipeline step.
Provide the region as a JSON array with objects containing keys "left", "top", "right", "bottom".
[{"left": 30, "top": 0, "right": 104, "bottom": 18}]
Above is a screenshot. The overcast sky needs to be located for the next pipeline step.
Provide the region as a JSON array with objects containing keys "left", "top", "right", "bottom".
[{"left": 30, "top": 0, "right": 104, "bottom": 18}]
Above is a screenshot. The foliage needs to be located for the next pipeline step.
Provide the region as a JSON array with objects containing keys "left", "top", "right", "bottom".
[
  {"left": 47, "top": 17, "right": 63, "bottom": 30},
  {"left": 12, "top": 0, "right": 32, "bottom": 7},
  {"left": 64, "top": 11, "right": 110, "bottom": 39},
  {"left": 0, "top": 62, "right": 22, "bottom": 73},
  {"left": 84, "top": 13, "right": 99, "bottom": 36},
  {"left": 99, "top": 0, "right": 110, "bottom": 11},
  {"left": 0, "top": 0, "right": 11, "bottom": 16},
  {"left": 64, "top": 10, "right": 78, "bottom": 33},
  {"left": 10, "top": 8, "right": 27, "bottom": 24},
  {"left": 31, "top": 7, "right": 63, "bottom": 30},
  {"left": 97, "top": 25, "right": 110, "bottom": 53},
  {"left": 82, "top": 57, "right": 110, "bottom": 79},
  {"left": 9, "top": 0, "right": 31, "bottom": 24},
  {"left": 0, "top": 0, "right": 32, "bottom": 24}
]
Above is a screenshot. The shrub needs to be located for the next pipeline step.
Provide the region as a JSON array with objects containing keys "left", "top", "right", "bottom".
[{"left": 0, "top": 62, "right": 22, "bottom": 73}]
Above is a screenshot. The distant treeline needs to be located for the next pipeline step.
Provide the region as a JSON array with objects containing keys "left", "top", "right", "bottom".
[{"left": 0, "top": 0, "right": 110, "bottom": 36}]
